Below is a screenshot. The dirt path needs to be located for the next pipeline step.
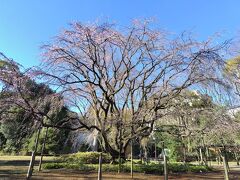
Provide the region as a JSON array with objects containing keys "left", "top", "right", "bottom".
[
  {"left": 31, "top": 169, "right": 240, "bottom": 180},
  {"left": 1, "top": 170, "right": 239, "bottom": 180},
  {"left": 0, "top": 156, "right": 240, "bottom": 179},
  {"left": 34, "top": 169, "right": 240, "bottom": 180}
]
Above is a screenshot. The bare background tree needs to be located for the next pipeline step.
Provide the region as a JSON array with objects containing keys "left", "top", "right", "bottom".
[{"left": 36, "top": 20, "right": 230, "bottom": 159}]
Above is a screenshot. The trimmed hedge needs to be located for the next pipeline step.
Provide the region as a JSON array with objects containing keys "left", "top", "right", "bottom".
[
  {"left": 57, "top": 152, "right": 111, "bottom": 164},
  {"left": 43, "top": 152, "right": 212, "bottom": 174},
  {"left": 42, "top": 162, "right": 95, "bottom": 171},
  {"left": 168, "top": 163, "right": 212, "bottom": 173},
  {"left": 43, "top": 161, "right": 212, "bottom": 174},
  {"left": 42, "top": 162, "right": 65, "bottom": 169}
]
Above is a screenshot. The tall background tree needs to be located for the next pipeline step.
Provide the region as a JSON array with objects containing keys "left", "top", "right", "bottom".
[{"left": 0, "top": 53, "right": 74, "bottom": 154}]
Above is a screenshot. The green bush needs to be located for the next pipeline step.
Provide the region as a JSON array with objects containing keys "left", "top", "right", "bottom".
[
  {"left": 168, "top": 163, "right": 187, "bottom": 173},
  {"left": 134, "top": 160, "right": 143, "bottom": 164},
  {"left": 168, "top": 163, "right": 211, "bottom": 173},
  {"left": 66, "top": 164, "right": 95, "bottom": 171},
  {"left": 43, "top": 160, "right": 211, "bottom": 175},
  {"left": 101, "top": 164, "right": 119, "bottom": 172},
  {"left": 139, "top": 164, "right": 163, "bottom": 174},
  {"left": 58, "top": 152, "right": 111, "bottom": 164},
  {"left": 188, "top": 164, "right": 212, "bottom": 173},
  {"left": 42, "top": 162, "right": 95, "bottom": 171},
  {"left": 42, "top": 162, "right": 66, "bottom": 169}
]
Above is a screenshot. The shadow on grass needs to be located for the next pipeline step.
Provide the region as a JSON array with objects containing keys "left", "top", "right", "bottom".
[
  {"left": 0, "top": 159, "right": 53, "bottom": 166},
  {"left": 0, "top": 169, "right": 25, "bottom": 175}
]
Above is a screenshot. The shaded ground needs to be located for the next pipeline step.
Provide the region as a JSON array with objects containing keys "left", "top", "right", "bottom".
[{"left": 0, "top": 156, "right": 240, "bottom": 179}]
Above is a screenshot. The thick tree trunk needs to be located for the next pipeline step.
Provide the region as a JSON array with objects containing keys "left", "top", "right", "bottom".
[
  {"left": 100, "top": 131, "right": 131, "bottom": 164},
  {"left": 100, "top": 133, "right": 124, "bottom": 160}
]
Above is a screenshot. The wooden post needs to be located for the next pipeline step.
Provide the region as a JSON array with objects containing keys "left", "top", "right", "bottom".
[
  {"left": 221, "top": 139, "right": 229, "bottom": 172},
  {"left": 162, "top": 142, "right": 168, "bottom": 180},
  {"left": 219, "top": 154, "right": 222, "bottom": 165},
  {"left": 197, "top": 150, "right": 200, "bottom": 164},
  {"left": 187, "top": 136, "right": 191, "bottom": 152},
  {"left": 155, "top": 141, "right": 157, "bottom": 161},
  {"left": 27, "top": 127, "right": 41, "bottom": 179},
  {"left": 98, "top": 152, "right": 102, "bottom": 180},
  {"left": 199, "top": 148, "right": 203, "bottom": 165},
  {"left": 38, "top": 127, "right": 48, "bottom": 171},
  {"left": 235, "top": 152, "right": 240, "bottom": 166},
  {"left": 140, "top": 148, "right": 143, "bottom": 164},
  {"left": 118, "top": 154, "right": 121, "bottom": 173},
  {"left": 181, "top": 136, "right": 186, "bottom": 163},
  {"left": 201, "top": 135, "right": 207, "bottom": 166},
  {"left": 205, "top": 147, "right": 209, "bottom": 166},
  {"left": 143, "top": 147, "right": 148, "bottom": 164},
  {"left": 208, "top": 148, "right": 212, "bottom": 167},
  {"left": 163, "top": 150, "right": 168, "bottom": 180},
  {"left": 183, "top": 145, "right": 186, "bottom": 163},
  {"left": 222, "top": 155, "right": 229, "bottom": 180},
  {"left": 131, "top": 140, "right": 133, "bottom": 178},
  {"left": 118, "top": 123, "right": 122, "bottom": 174}
]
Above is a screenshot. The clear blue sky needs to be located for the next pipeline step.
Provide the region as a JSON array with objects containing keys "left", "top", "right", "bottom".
[{"left": 0, "top": 0, "right": 240, "bottom": 68}]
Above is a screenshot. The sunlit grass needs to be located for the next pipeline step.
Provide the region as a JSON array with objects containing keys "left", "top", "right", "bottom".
[{"left": 0, "top": 155, "right": 56, "bottom": 161}]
